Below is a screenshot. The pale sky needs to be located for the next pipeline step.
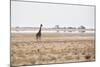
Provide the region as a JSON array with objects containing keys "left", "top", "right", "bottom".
[{"left": 11, "top": 1, "right": 95, "bottom": 28}]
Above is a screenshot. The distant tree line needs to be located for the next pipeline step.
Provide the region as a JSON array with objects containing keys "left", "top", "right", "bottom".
[
  {"left": 14, "top": 25, "right": 86, "bottom": 33},
  {"left": 54, "top": 25, "right": 86, "bottom": 33}
]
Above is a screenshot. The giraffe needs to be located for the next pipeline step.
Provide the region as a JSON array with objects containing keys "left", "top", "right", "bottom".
[{"left": 36, "top": 24, "right": 43, "bottom": 40}]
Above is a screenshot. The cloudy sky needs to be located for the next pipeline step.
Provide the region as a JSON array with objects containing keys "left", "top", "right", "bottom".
[{"left": 11, "top": 0, "right": 95, "bottom": 28}]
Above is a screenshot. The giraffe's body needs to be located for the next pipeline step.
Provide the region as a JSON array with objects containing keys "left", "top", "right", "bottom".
[{"left": 36, "top": 24, "right": 43, "bottom": 40}]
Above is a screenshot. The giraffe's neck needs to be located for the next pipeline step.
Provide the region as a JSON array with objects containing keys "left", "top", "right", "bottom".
[{"left": 38, "top": 26, "right": 42, "bottom": 33}]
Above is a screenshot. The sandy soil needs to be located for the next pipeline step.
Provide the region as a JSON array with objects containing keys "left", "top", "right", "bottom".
[{"left": 11, "top": 33, "right": 95, "bottom": 66}]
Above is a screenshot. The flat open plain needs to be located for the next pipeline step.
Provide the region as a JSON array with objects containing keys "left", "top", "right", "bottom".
[{"left": 11, "top": 33, "right": 95, "bottom": 66}]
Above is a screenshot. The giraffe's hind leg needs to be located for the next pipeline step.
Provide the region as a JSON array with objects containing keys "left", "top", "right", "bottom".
[
  {"left": 36, "top": 34, "right": 38, "bottom": 41},
  {"left": 39, "top": 36, "right": 41, "bottom": 41}
]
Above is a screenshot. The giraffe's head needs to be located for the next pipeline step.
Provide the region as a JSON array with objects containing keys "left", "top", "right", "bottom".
[{"left": 40, "top": 24, "right": 43, "bottom": 27}]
